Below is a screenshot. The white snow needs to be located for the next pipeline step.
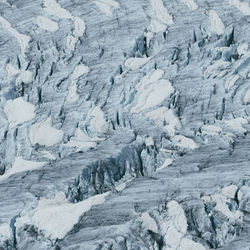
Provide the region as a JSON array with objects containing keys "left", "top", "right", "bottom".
[
  {"left": 88, "top": 107, "right": 110, "bottom": 134},
  {"left": 0, "top": 157, "right": 47, "bottom": 181},
  {"left": 131, "top": 80, "right": 174, "bottom": 113},
  {"left": 6, "top": 63, "right": 20, "bottom": 77},
  {"left": 0, "top": 223, "right": 12, "bottom": 242},
  {"left": 64, "top": 127, "right": 104, "bottom": 151},
  {"left": 136, "top": 69, "right": 164, "bottom": 92},
  {"left": 141, "top": 212, "right": 158, "bottom": 233},
  {"left": 206, "top": 10, "right": 225, "bottom": 35},
  {"left": 66, "top": 35, "right": 77, "bottom": 51},
  {"left": 67, "top": 82, "right": 79, "bottom": 103},
  {"left": 151, "top": 0, "right": 173, "bottom": 25},
  {"left": 243, "top": 88, "right": 250, "bottom": 104},
  {"left": 224, "top": 117, "right": 248, "bottom": 133},
  {"left": 150, "top": 19, "right": 167, "bottom": 33},
  {"left": 131, "top": 69, "right": 174, "bottom": 114},
  {"left": 145, "top": 136, "right": 154, "bottom": 146},
  {"left": 44, "top": 0, "right": 73, "bottom": 19},
  {"left": 172, "top": 135, "right": 198, "bottom": 150},
  {"left": 228, "top": 0, "right": 250, "bottom": 16},
  {"left": 225, "top": 74, "right": 239, "bottom": 92},
  {"left": 179, "top": 238, "right": 206, "bottom": 250},
  {"left": 211, "top": 194, "right": 243, "bottom": 220},
  {"left": 237, "top": 43, "right": 248, "bottom": 56},
  {"left": 146, "top": 107, "right": 181, "bottom": 136},
  {"left": 160, "top": 201, "right": 206, "bottom": 250},
  {"left": 125, "top": 57, "right": 151, "bottom": 70},
  {"left": 164, "top": 226, "right": 183, "bottom": 249},
  {"left": 72, "top": 17, "right": 86, "bottom": 37},
  {"left": 0, "top": 16, "right": 30, "bottom": 57},
  {"left": 182, "top": 0, "right": 198, "bottom": 11},
  {"left": 94, "top": 0, "right": 120, "bottom": 16},
  {"left": 201, "top": 124, "right": 222, "bottom": 136},
  {"left": 4, "top": 97, "right": 36, "bottom": 128},
  {"left": 71, "top": 64, "right": 89, "bottom": 80},
  {"left": 40, "top": 150, "right": 57, "bottom": 160},
  {"left": 29, "top": 117, "right": 64, "bottom": 147},
  {"left": 66, "top": 64, "right": 89, "bottom": 103},
  {"left": 16, "top": 191, "right": 110, "bottom": 240},
  {"left": 222, "top": 185, "right": 238, "bottom": 199},
  {"left": 167, "top": 200, "right": 187, "bottom": 234},
  {"left": 37, "top": 16, "right": 59, "bottom": 32},
  {"left": 157, "top": 158, "right": 173, "bottom": 171},
  {"left": 44, "top": 0, "right": 86, "bottom": 51},
  {"left": 16, "top": 70, "right": 33, "bottom": 85}
]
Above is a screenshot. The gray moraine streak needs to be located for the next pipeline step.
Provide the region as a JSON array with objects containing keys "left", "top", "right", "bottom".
[{"left": 0, "top": 0, "right": 250, "bottom": 249}]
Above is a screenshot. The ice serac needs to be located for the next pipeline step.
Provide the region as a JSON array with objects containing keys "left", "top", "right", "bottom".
[
  {"left": 29, "top": 117, "right": 64, "bottom": 147},
  {"left": 1, "top": 0, "right": 250, "bottom": 249},
  {"left": 4, "top": 98, "right": 36, "bottom": 128}
]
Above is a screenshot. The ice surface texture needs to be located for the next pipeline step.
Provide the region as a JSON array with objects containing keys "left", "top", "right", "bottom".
[{"left": 1, "top": 0, "right": 250, "bottom": 249}]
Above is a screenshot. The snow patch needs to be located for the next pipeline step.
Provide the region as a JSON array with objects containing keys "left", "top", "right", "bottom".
[
  {"left": 141, "top": 212, "right": 158, "bottom": 233},
  {"left": 167, "top": 201, "right": 187, "bottom": 234},
  {"left": 66, "top": 82, "right": 79, "bottom": 103},
  {"left": 0, "top": 16, "right": 30, "bottom": 57},
  {"left": 224, "top": 117, "right": 248, "bottom": 133},
  {"left": 37, "top": 16, "right": 59, "bottom": 32},
  {"left": 150, "top": 19, "right": 167, "bottom": 33},
  {"left": 157, "top": 158, "right": 173, "bottom": 171},
  {"left": 0, "top": 157, "right": 47, "bottom": 181},
  {"left": 237, "top": 43, "right": 248, "bottom": 56},
  {"left": 125, "top": 57, "right": 151, "bottom": 70},
  {"left": 151, "top": 0, "right": 173, "bottom": 25},
  {"left": 146, "top": 107, "right": 181, "bottom": 136},
  {"left": 44, "top": 0, "right": 73, "bottom": 19},
  {"left": 6, "top": 63, "right": 20, "bottom": 77},
  {"left": 4, "top": 97, "right": 36, "bottom": 128},
  {"left": 145, "top": 136, "right": 154, "bottom": 147},
  {"left": 66, "top": 35, "right": 77, "bottom": 51},
  {"left": 206, "top": 10, "right": 225, "bottom": 35},
  {"left": 71, "top": 64, "right": 89, "bottom": 80},
  {"left": 161, "top": 201, "right": 206, "bottom": 250},
  {"left": 179, "top": 238, "right": 206, "bottom": 250},
  {"left": 182, "top": 0, "right": 198, "bottom": 11},
  {"left": 243, "top": 88, "right": 250, "bottom": 104},
  {"left": 29, "top": 117, "right": 64, "bottom": 147},
  {"left": 201, "top": 124, "right": 222, "bottom": 136},
  {"left": 131, "top": 78, "right": 174, "bottom": 113},
  {"left": 94, "top": 0, "right": 120, "bottom": 17},
  {"left": 136, "top": 69, "right": 164, "bottom": 92},
  {"left": 64, "top": 127, "right": 104, "bottom": 151},
  {"left": 0, "top": 223, "right": 12, "bottom": 242},
  {"left": 66, "top": 64, "right": 89, "bottom": 103},
  {"left": 16, "top": 70, "right": 33, "bottom": 85},
  {"left": 72, "top": 17, "right": 86, "bottom": 37},
  {"left": 16, "top": 191, "right": 110, "bottom": 240},
  {"left": 44, "top": 0, "right": 86, "bottom": 51},
  {"left": 228, "top": 0, "right": 250, "bottom": 16},
  {"left": 222, "top": 185, "right": 238, "bottom": 199},
  {"left": 88, "top": 107, "right": 110, "bottom": 134},
  {"left": 211, "top": 194, "right": 243, "bottom": 220},
  {"left": 172, "top": 135, "right": 198, "bottom": 150}
]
